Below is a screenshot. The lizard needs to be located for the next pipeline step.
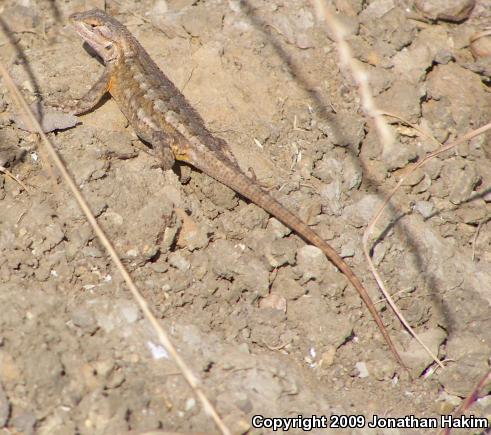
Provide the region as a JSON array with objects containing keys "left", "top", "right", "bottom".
[{"left": 67, "top": 8, "right": 404, "bottom": 367}]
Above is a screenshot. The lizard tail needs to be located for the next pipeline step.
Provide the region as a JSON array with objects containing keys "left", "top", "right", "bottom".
[{"left": 190, "top": 150, "right": 405, "bottom": 368}]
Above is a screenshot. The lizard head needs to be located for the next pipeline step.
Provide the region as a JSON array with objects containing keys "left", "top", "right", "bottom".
[{"left": 69, "top": 9, "right": 135, "bottom": 63}]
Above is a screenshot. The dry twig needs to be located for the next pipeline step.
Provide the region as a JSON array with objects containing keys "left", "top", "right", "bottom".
[
  {"left": 311, "top": 0, "right": 394, "bottom": 150},
  {"left": 0, "top": 164, "right": 30, "bottom": 192}
]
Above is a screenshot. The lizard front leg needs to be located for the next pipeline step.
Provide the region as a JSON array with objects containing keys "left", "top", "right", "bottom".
[{"left": 69, "top": 68, "right": 112, "bottom": 115}]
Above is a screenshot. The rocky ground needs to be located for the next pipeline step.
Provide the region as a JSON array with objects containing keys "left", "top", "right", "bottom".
[{"left": 0, "top": 0, "right": 491, "bottom": 434}]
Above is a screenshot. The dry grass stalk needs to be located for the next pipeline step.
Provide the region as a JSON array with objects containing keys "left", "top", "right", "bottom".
[
  {"left": 0, "top": 164, "right": 30, "bottom": 192},
  {"left": 311, "top": 0, "right": 394, "bottom": 150}
]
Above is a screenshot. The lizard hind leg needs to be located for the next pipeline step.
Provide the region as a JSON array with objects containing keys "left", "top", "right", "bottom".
[
  {"left": 156, "top": 145, "right": 176, "bottom": 171},
  {"left": 148, "top": 130, "right": 176, "bottom": 171}
]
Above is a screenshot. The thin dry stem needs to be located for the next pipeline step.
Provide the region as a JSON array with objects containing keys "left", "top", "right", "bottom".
[
  {"left": 363, "top": 120, "right": 491, "bottom": 369},
  {"left": 0, "top": 62, "right": 231, "bottom": 435},
  {"left": 470, "top": 28, "right": 491, "bottom": 43},
  {"left": 311, "top": 0, "right": 394, "bottom": 150},
  {"left": 0, "top": 165, "right": 30, "bottom": 192},
  {"left": 380, "top": 110, "right": 443, "bottom": 149}
]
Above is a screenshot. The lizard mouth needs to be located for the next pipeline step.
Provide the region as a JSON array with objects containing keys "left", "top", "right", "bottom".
[{"left": 70, "top": 19, "right": 116, "bottom": 62}]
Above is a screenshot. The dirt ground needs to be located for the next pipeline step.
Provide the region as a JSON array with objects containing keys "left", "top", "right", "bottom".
[{"left": 0, "top": 0, "right": 491, "bottom": 434}]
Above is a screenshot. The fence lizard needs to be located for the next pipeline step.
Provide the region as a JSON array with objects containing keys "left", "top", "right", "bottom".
[{"left": 67, "top": 9, "right": 403, "bottom": 366}]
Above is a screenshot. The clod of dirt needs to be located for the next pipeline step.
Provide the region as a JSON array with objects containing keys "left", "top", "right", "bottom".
[
  {"left": 366, "top": 348, "right": 399, "bottom": 381},
  {"left": 375, "top": 80, "right": 423, "bottom": 123},
  {"left": 271, "top": 268, "right": 305, "bottom": 300},
  {"left": 288, "top": 295, "right": 353, "bottom": 349},
  {"left": 190, "top": 171, "right": 239, "bottom": 211},
  {"left": 70, "top": 306, "right": 98, "bottom": 334},
  {"left": 438, "top": 353, "right": 490, "bottom": 397},
  {"left": 448, "top": 162, "right": 481, "bottom": 205},
  {"left": 392, "top": 26, "right": 452, "bottom": 83},
  {"left": 319, "top": 180, "right": 344, "bottom": 216},
  {"left": 295, "top": 245, "right": 328, "bottom": 282},
  {"left": 414, "top": 200, "right": 435, "bottom": 219},
  {"left": 267, "top": 217, "right": 292, "bottom": 238},
  {"left": 175, "top": 208, "right": 210, "bottom": 251},
  {"left": 270, "top": 7, "right": 316, "bottom": 48},
  {"left": 313, "top": 155, "right": 342, "bottom": 184},
  {"left": 415, "top": 0, "right": 476, "bottom": 22},
  {"left": 360, "top": 4, "right": 416, "bottom": 55},
  {"left": 11, "top": 410, "right": 36, "bottom": 435},
  {"left": 208, "top": 239, "right": 270, "bottom": 298},
  {"left": 382, "top": 138, "right": 419, "bottom": 171},
  {"left": 93, "top": 298, "right": 140, "bottom": 334},
  {"left": 436, "top": 391, "right": 462, "bottom": 414},
  {"left": 168, "top": 252, "right": 191, "bottom": 272},
  {"left": 259, "top": 293, "right": 287, "bottom": 312},
  {"left": 399, "top": 328, "right": 447, "bottom": 376},
  {"left": 425, "top": 63, "right": 489, "bottom": 133},
  {"left": 455, "top": 200, "right": 487, "bottom": 224},
  {"left": 344, "top": 194, "right": 384, "bottom": 228},
  {"left": 66, "top": 150, "right": 109, "bottom": 186},
  {"left": 317, "top": 111, "right": 365, "bottom": 148},
  {"left": 261, "top": 236, "right": 297, "bottom": 268},
  {"left": 0, "top": 132, "right": 23, "bottom": 167}
]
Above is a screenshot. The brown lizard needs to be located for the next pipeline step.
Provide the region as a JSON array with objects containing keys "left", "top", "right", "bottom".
[{"left": 68, "top": 9, "right": 404, "bottom": 366}]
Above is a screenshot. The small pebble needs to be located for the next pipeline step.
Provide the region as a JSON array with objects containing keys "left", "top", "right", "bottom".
[
  {"left": 414, "top": 200, "right": 435, "bottom": 219},
  {"left": 355, "top": 361, "right": 369, "bottom": 378},
  {"left": 168, "top": 252, "right": 191, "bottom": 271}
]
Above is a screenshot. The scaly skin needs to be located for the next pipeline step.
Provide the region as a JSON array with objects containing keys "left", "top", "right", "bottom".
[{"left": 68, "top": 9, "right": 404, "bottom": 366}]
